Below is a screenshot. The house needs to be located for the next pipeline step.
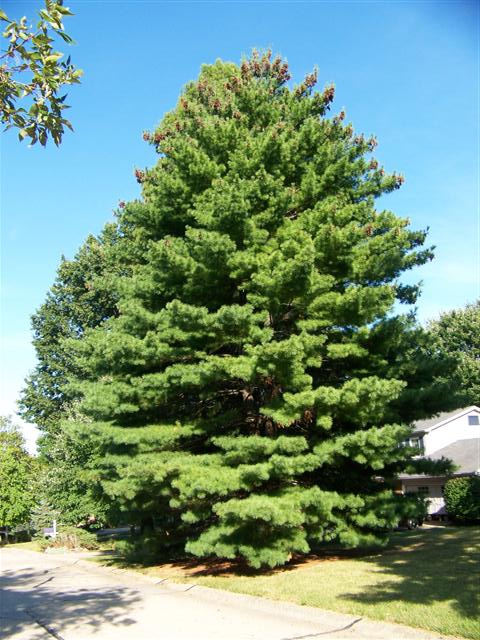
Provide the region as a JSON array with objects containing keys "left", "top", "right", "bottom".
[{"left": 399, "top": 406, "right": 480, "bottom": 517}]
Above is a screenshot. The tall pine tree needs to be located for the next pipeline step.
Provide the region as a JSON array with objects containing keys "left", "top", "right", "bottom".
[{"left": 64, "top": 52, "right": 452, "bottom": 567}]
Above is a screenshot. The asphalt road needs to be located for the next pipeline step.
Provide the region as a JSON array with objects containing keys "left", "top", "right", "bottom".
[{"left": 0, "top": 547, "right": 456, "bottom": 640}]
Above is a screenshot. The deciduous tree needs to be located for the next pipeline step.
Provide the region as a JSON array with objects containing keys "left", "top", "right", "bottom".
[
  {"left": 1, "top": 0, "right": 82, "bottom": 146},
  {"left": 20, "top": 227, "right": 119, "bottom": 440},
  {"left": 0, "top": 416, "right": 35, "bottom": 531},
  {"left": 428, "top": 300, "right": 480, "bottom": 406},
  {"left": 19, "top": 229, "right": 120, "bottom": 526}
]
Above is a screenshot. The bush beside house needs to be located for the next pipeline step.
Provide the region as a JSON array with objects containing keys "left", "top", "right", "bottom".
[{"left": 443, "top": 477, "right": 480, "bottom": 522}]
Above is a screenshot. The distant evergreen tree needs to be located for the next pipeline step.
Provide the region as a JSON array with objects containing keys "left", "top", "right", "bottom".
[{"left": 61, "top": 52, "right": 451, "bottom": 567}]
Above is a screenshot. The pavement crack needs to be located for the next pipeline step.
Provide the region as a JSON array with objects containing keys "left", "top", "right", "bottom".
[
  {"left": 280, "top": 617, "right": 363, "bottom": 640},
  {"left": 26, "top": 608, "right": 66, "bottom": 640},
  {"left": 33, "top": 576, "right": 54, "bottom": 588}
]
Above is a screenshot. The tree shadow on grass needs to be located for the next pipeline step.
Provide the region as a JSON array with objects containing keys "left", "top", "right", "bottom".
[
  {"left": 168, "top": 546, "right": 374, "bottom": 578},
  {"left": 101, "top": 525, "right": 393, "bottom": 578},
  {"left": 0, "top": 564, "right": 141, "bottom": 638},
  {"left": 339, "top": 526, "right": 480, "bottom": 621},
  {"left": 102, "top": 540, "right": 383, "bottom": 579}
]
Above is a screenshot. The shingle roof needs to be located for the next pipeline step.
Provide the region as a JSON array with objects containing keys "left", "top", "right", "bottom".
[
  {"left": 412, "top": 406, "right": 480, "bottom": 434},
  {"left": 426, "top": 438, "right": 480, "bottom": 475}
]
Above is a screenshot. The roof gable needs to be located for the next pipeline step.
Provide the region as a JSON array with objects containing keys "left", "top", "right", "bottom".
[{"left": 413, "top": 406, "right": 480, "bottom": 434}]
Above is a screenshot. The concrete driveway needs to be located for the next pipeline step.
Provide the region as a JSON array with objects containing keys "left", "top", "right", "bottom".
[{"left": 0, "top": 547, "right": 455, "bottom": 640}]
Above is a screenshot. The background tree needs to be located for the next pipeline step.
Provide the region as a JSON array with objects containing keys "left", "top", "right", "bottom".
[
  {"left": 32, "top": 418, "right": 115, "bottom": 527},
  {"left": 19, "top": 227, "right": 120, "bottom": 526},
  {"left": 428, "top": 300, "right": 479, "bottom": 407},
  {"left": 20, "top": 226, "right": 120, "bottom": 442},
  {"left": 30, "top": 52, "right": 454, "bottom": 567},
  {"left": 1, "top": 0, "right": 82, "bottom": 146},
  {"left": 0, "top": 416, "right": 35, "bottom": 534}
]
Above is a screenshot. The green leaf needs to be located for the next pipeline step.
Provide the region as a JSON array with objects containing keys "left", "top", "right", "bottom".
[
  {"left": 57, "top": 31, "right": 74, "bottom": 44},
  {"left": 56, "top": 5, "right": 74, "bottom": 16},
  {"left": 45, "top": 53, "right": 63, "bottom": 64}
]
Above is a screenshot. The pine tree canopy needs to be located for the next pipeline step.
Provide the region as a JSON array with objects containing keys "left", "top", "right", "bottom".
[{"left": 32, "top": 51, "right": 455, "bottom": 567}]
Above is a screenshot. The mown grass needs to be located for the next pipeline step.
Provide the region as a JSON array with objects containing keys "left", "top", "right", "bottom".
[
  {"left": 98, "top": 526, "right": 480, "bottom": 639},
  {"left": 5, "top": 540, "right": 43, "bottom": 552}
]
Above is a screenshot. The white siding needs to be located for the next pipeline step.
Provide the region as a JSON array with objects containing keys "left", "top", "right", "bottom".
[{"left": 423, "top": 410, "right": 480, "bottom": 455}]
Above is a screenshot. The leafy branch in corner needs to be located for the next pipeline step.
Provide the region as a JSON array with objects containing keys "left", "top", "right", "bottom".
[{"left": 0, "top": 0, "right": 82, "bottom": 146}]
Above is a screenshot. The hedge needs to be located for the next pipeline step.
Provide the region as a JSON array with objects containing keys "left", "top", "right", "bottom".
[{"left": 443, "top": 476, "right": 480, "bottom": 521}]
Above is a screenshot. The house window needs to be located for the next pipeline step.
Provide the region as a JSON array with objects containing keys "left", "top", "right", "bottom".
[
  {"left": 410, "top": 437, "right": 424, "bottom": 451},
  {"left": 468, "top": 415, "right": 479, "bottom": 425}
]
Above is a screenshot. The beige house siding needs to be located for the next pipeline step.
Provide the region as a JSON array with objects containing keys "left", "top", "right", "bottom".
[{"left": 400, "top": 477, "right": 447, "bottom": 515}]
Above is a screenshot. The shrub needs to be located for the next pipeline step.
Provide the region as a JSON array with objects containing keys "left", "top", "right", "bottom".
[
  {"left": 38, "top": 526, "right": 100, "bottom": 551},
  {"left": 114, "top": 531, "right": 185, "bottom": 565},
  {"left": 443, "top": 477, "right": 480, "bottom": 521},
  {"left": 12, "top": 529, "right": 32, "bottom": 542},
  {"left": 398, "top": 492, "right": 429, "bottom": 527}
]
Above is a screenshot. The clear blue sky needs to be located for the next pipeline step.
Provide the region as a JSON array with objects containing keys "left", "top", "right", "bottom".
[{"left": 1, "top": 0, "right": 479, "bottom": 451}]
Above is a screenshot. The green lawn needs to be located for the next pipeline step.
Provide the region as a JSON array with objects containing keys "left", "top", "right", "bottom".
[
  {"left": 115, "top": 526, "right": 479, "bottom": 640},
  {"left": 4, "top": 540, "right": 42, "bottom": 552}
]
